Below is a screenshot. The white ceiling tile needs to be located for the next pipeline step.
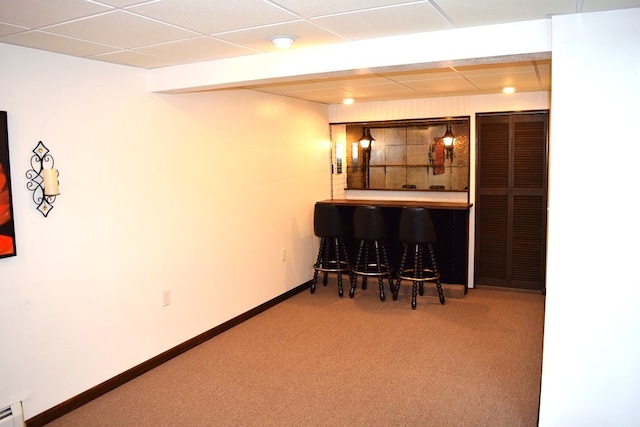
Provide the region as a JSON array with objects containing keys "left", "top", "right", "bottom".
[
  {"left": 0, "top": 0, "right": 110, "bottom": 28},
  {"left": 44, "top": 10, "right": 198, "bottom": 48},
  {"left": 215, "top": 20, "right": 348, "bottom": 52},
  {"left": 136, "top": 36, "right": 258, "bottom": 62},
  {"left": 0, "top": 22, "right": 27, "bottom": 37},
  {"left": 401, "top": 86, "right": 481, "bottom": 97},
  {"left": 98, "top": 0, "right": 151, "bottom": 7},
  {"left": 276, "top": 83, "right": 421, "bottom": 103},
  {"left": 455, "top": 60, "right": 550, "bottom": 92},
  {"left": 127, "top": 0, "right": 299, "bottom": 34},
  {"left": 434, "top": 0, "right": 577, "bottom": 27},
  {"left": 252, "top": 86, "right": 310, "bottom": 96},
  {"left": 0, "top": 30, "right": 117, "bottom": 56},
  {"left": 396, "top": 77, "right": 479, "bottom": 92},
  {"left": 249, "top": 80, "right": 339, "bottom": 93},
  {"left": 91, "top": 50, "right": 183, "bottom": 68},
  {"left": 356, "top": 87, "right": 422, "bottom": 103},
  {"left": 582, "top": 0, "right": 640, "bottom": 12},
  {"left": 269, "top": 0, "right": 419, "bottom": 18},
  {"left": 327, "top": 75, "right": 396, "bottom": 88},
  {"left": 464, "top": 74, "right": 541, "bottom": 91},
  {"left": 384, "top": 68, "right": 460, "bottom": 83},
  {"left": 312, "top": 3, "right": 451, "bottom": 40},
  {"left": 455, "top": 61, "right": 537, "bottom": 77},
  {"left": 536, "top": 63, "right": 552, "bottom": 87},
  {"left": 5, "top": 0, "right": 629, "bottom": 102},
  {"left": 345, "top": 81, "right": 418, "bottom": 96},
  {"left": 277, "top": 92, "right": 344, "bottom": 103}
]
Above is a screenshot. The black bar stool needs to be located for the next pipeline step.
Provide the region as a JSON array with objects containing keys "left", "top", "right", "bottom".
[
  {"left": 311, "top": 203, "right": 351, "bottom": 297},
  {"left": 350, "top": 205, "right": 393, "bottom": 301},
  {"left": 393, "top": 207, "right": 445, "bottom": 309}
]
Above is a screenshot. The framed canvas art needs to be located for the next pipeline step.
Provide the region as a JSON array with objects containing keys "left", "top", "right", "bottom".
[{"left": 0, "top": 111, "right": 17, "bottom": 258}]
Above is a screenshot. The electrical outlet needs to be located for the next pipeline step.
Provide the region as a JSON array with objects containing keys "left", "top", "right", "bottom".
[
  {"left": 280, "top": 248, "right": 286, "bottom": 262},
  {"left": 162, "top": 289, "right": 171, "bottom": 307}
]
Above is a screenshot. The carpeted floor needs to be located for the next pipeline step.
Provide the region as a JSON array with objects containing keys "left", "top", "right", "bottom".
[{"left": 47, "top": 282, "right": 545, "bottom": 426}]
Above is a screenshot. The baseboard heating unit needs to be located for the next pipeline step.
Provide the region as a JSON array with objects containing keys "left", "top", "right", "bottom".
[{"left": 0, "top": 403, "right": 25, "bottom": 427}]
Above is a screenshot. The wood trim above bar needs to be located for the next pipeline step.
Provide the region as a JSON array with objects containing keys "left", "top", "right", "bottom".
[{"left": 318, "top": 198, "right": 472, "bottom": 210}]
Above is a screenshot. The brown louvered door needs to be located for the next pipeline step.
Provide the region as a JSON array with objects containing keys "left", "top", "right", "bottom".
[{"left": 475, "top": 111, "right": 548, "bottom": 291}]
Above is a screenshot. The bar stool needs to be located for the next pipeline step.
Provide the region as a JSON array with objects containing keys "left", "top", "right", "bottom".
[
  {"left": 311, "top": 203, "right": 351, "bottom": 297},
  {"left": 393, "top": 207, "right": 445, "bottom": 309},
  {"left": 350, "top": 205, "right": 393, "bottom": 301}
]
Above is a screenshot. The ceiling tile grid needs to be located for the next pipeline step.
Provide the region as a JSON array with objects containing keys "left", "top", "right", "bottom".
[
  {"left": 126, "top": 0, "right": 300, "bottom": 34},
  {"left": 1, "top": 0, "right": 638, "bottom": 102},
  {"left": 309, "top": 3, "right": 452, "bottom": 40}
]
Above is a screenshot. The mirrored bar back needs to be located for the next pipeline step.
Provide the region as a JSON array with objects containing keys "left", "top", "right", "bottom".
[{"left": 330, "top": 117, "right": 470, "bottom": 193}]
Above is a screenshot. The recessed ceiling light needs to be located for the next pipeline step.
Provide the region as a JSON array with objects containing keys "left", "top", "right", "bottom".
[
  {"left": 270, "top": 35, "right": 297, "bottom": 49},
  {"left": 343, "top": 98, "right": 354, "bottom": 105},
  {"left": 502, "top": 86, "right": 516, "bottom": 94}
]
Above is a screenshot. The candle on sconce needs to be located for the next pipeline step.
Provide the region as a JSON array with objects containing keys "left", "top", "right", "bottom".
[{"left": 42, "top": 168, "right": 60, "bottom": 196}]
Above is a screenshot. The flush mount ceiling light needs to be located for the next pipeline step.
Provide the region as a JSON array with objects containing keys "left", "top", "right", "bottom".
[
  {"left": 343, "top": 98, "right": 354, "bottom": 105},
  {"left": 502, "top": 86, "right": 516, "bottom": 94},
  {"left": 270, "top": 35, "right": 297, "bottom": 49}
]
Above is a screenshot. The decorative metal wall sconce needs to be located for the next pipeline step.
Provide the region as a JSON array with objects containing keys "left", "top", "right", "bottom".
[
  {"left": 26, "top": 141, "right": 60, "bottom": 217},
  {"left": 442, "top": 124, "right": 456, "bottom": 161},
  {"left": 359, "top": 128, "right": 375, "bottom": 188}
]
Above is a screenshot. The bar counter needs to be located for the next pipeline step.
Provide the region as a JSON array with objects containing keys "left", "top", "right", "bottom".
[
  {"left": 316, "top": 198, "right": 471, "bottom": 293},
  {"left": 317, "top": 198, "right": 472, "bottom": 210}
]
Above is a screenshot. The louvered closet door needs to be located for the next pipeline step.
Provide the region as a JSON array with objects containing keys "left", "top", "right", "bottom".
[{"left": 475, "top": 111, "right": 548, "bottom": 291}]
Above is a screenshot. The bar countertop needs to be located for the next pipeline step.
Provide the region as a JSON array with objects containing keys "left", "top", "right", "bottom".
[{"left": 317, "top": 198, "right": 472, "bottom": 210}]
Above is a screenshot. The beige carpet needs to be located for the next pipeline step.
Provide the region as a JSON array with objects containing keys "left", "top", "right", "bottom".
[{"left": 47, "top": 283, "right": 545, "bottom": 426}]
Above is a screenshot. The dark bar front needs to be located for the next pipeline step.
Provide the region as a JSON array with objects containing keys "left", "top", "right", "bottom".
[{"left": 316, "top": 199, "right": 471, "bottom": 292}]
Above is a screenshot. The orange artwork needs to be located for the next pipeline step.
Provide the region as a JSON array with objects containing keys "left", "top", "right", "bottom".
[
  {"left": 0, "top": 111, "right": 16, "bottom": 258},
  {"left": 433, "top": 139, "right": 445, "bottom": 175}
]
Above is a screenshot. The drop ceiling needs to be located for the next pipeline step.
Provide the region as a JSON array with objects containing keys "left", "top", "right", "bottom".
[{"left": 1, "top": 0, "right": 638, "bottom": 104}]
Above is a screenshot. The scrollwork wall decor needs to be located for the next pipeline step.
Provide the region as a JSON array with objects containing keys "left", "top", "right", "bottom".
[{"left": 26, "top": 141, "right": 60, "bottom": 217}]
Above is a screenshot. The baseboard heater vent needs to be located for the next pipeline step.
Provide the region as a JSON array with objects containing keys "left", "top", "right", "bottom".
[{"left": 0, "top": 403, "right": 25, "bottom": 427}]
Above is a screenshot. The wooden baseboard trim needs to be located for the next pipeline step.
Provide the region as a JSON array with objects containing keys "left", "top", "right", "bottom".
[{"left": 26, "top": 281, "right": 311, "bottom": 427}]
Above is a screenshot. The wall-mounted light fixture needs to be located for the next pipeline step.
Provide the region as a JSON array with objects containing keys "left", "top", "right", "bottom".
[
  {"left": 359, "top": 127, "right": 374, "bottom": 150},
  {"left": 359, "top": 128, "right": 375, "bottom": 188},
  {"left": 442, "top": 124, "right": 456, "bottom": 161},
  {"left": 26, "top": 141, "right": 59, "bottom": 217}
]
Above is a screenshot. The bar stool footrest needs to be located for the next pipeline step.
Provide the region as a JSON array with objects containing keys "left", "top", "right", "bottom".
[
  {"left": 352, "top": 264, "right": 392, "bottom": 276},
  {"left": 315, "top": 260, "right": 350, "bottom": 273},
  {"left": 397, "top": 268, "right": 440, "bottom": 282}
]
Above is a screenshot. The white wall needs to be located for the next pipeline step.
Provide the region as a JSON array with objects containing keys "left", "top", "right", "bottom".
[
  {"left": 0, "top": 43, "right": 330, "bottom": 418},
  {"left": 2, "top": 7, "right": 639, "bottom": 423},
  {"left": 539, "top": 8, "right": 640, "bottom": 426}
]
